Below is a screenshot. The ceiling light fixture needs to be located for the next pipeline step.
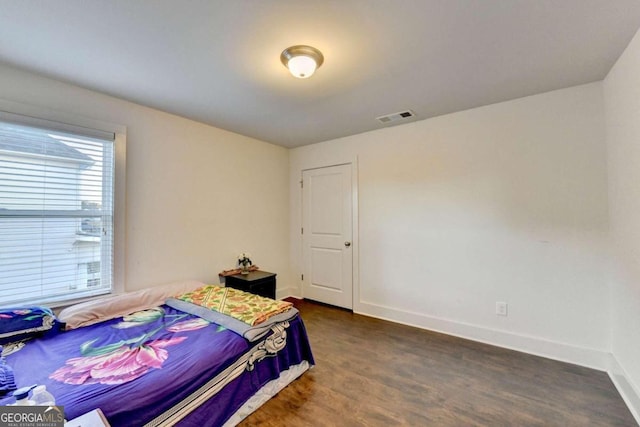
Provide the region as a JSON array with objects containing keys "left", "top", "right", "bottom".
[{"left": 280, "top": 45, "right": 324, "bottom": 79}]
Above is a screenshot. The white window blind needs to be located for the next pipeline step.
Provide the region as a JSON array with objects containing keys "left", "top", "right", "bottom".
[{"left": 0, "top": 114, "right": 115, "bottom": 305}]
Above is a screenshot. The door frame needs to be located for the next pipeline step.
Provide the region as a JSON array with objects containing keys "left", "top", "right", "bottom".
[{"left": 300, "top": 159, "right": 359, "bottom": 310}]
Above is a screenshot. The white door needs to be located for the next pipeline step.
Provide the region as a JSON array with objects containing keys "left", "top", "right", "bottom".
[{"left": 302, "top": 164, "right": 353, "bottom": 309}]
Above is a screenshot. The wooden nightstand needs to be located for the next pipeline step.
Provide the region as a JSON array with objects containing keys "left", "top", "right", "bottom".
[{"left": 225, "top": 270, "right": 276, "bottom": 299}]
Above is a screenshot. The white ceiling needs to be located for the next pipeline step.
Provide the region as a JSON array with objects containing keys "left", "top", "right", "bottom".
[{"left": 1, "top": 1, "right": 639, "bottom": 148}]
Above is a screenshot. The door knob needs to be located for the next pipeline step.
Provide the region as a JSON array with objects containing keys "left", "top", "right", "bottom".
[{"left": 344, "top": 241, "right": 351, "bottom": 247}]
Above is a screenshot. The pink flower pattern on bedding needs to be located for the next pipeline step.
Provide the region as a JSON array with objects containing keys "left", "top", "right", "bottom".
[
  {"left": 50, "top": 307, "right": 213, "bottom": 385},
  {"left": 50, "top": 337, "right": 186, "bottom": 385}
]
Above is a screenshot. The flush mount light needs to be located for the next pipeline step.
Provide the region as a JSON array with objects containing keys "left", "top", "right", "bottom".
[{"left": 280, "top": 45, "right": 324, "bottom": 79}]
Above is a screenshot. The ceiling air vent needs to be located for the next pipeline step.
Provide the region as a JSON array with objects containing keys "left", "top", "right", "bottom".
[{"left": 376, "top": 110, "right": 415, "bottom": 124}]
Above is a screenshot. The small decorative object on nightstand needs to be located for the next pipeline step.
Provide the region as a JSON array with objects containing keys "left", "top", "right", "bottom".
[
  {"left": 237, "top": 252, "right": 252, "bottom": 275},
  {"left": 225, "top": 270, "right": 276, "bottom": 299}
]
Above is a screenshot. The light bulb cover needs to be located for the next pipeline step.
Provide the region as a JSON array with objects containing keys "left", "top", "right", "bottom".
[
  {"left": 280, "top": 45, "right": 324, "bottom": 79},
  {"left": 287, "top": 55, "right": 317, "bottom": 78}
]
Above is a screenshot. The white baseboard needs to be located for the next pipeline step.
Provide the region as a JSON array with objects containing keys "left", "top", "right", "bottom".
[
  {"left": 276, "top": 287, "right": 300, "bottom": 300},
  {"left": 355, "top": 300, "right": 609, "bottom": 371},
  {"left": 607, "top": 355, "right": 640, "bottom": 425}
]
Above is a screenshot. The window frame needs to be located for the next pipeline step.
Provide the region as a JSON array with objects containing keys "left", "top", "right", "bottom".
[{"left": 0, "top": 99, "right": 126, "bottom": 307}]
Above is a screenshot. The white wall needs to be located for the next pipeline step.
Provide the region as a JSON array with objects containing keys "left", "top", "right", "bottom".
[
  {"left": 603, "top": 28, "right": 640, "bottom": 419},
  {"left": 290, "top": 83, "right": 611, "bottom": 367},
  {"left": 0, "top": 64, "right": 292, "bottom": 295}
]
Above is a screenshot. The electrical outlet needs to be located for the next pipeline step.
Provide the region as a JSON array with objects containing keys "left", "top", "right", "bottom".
[{"left": 496, "top": 302, "right": 508, "bottom": 316}]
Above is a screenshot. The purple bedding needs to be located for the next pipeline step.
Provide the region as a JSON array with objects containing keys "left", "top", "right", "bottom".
[{"left": 0, "top": 305, "right": 314, "bottom": 426}]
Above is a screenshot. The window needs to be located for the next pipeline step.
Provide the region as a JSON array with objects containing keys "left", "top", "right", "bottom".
[{"left": 0, "top": 112, "right": 117, "bottom": 305}]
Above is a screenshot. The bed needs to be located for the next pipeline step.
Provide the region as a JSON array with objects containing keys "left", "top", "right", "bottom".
[{"left": 0, "top": 282, "right": 314, "bottom": 426}]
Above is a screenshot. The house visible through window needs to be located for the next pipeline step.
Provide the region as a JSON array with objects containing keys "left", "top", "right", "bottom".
[
  {"left": 0, "top": 115, "right": 115, "bottom": 305},
  {"left": 87, "top": 261, "right": 101, "bottom": 287}
]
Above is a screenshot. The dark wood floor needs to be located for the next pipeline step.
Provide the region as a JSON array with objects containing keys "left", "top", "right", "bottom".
[{"left": 241, "top": 299, "right": 637, "bottom": 426}]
